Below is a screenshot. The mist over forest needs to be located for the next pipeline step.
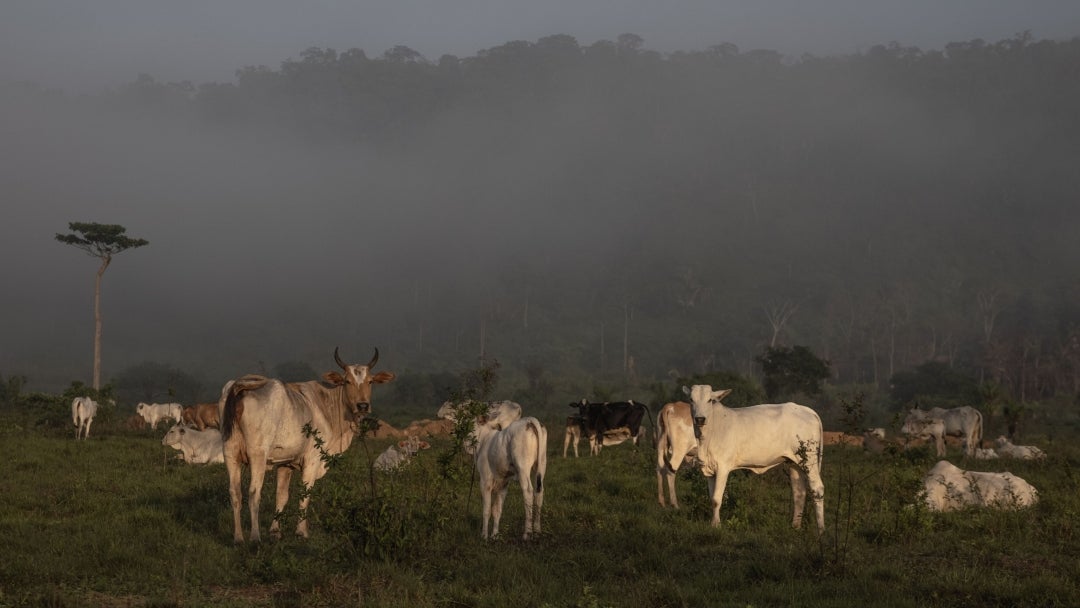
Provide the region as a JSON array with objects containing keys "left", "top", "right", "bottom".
[{"left": 3, "top": 32, "right": 1080, "bottom": 411}]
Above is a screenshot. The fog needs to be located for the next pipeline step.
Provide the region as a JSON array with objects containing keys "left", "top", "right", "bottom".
[
  {"left": 2, "top": 2, "right": 1079, "bottom": 398},
  {"left": 4, "top": 1, "right": 1079, "bottom": 91}
]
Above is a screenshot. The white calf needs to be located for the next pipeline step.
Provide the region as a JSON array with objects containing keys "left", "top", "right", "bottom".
[
  {"left": 474, "top": 416, "right": 548, "bottom": 540},
  {"left": 161, "top": 424, "right": 225, "bottom": 464},
  {"left": 374, "top": 436, "right": 431, "bottom": 471}
]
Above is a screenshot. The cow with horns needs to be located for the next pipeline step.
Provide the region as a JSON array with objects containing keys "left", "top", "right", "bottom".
[{"left": 220, "top": 347, "right": 394, "bottom": 543}]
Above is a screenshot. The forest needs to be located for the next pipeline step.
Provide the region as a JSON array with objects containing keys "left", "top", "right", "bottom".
[{"left": 4, "top": 31, "right": 1080, "bottom": 416}]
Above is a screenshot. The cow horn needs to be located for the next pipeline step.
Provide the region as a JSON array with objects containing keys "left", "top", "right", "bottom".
[
  {"left": 367, "top": 348, "right": 380, "bottom": 369},
  {"left": 334, "top": 346, "right": 347, "bottom": 369}
]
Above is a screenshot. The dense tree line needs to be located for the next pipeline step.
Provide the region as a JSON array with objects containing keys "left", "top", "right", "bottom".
[{"left": 7, "top": 31, "right": 1080, "bottom": 407}]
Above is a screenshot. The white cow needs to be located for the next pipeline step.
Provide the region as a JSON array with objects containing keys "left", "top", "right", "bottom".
[
  {"left": 900, "top": 416, "right": 947, "bottom": 457},
  {"left": 974, "top": 447, "right": 1000, "bottom": 460},
  {"left": 921, "top": 460, "right": 1038, "bottom": 511},
  {"left": 161, "top": 424, "right": 225, "bottom": 464},
  {"left": 993, "top": 436, "right": 1046, "bottom": 460},
  {"left": 373, "top": 436, "right": 431, "bottom": 471},
  {"left": 685, "top": 385, "right": 825, "bottom": 533},
  {"left": 71, "top": 396, "right": 99, "bottom": 440},
  {"left": 474, "top": 416, "right": 548, "bottom": 540},
  {"left": 563, "top": 415, "right": 583, "bottom": 458},
  {"left": 656, "top": 401, "right": 698, "bottom": 509},
  {"left": 136, "top": 402, "right": 184, "bottom": 429},
  {"left": 905, "top": 407, "right": 983, "bottom": 457}
]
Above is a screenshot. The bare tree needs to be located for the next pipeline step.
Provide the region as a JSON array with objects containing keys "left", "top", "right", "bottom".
[
  {"left": 764, "top": 299, "right": 799, "bottom": 347},
  {"left": 56, "top": 222, "right": 149, "bottom": 389}
]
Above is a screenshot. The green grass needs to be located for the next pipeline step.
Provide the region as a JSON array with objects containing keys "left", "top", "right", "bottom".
[{"left": 0, "top": 415, "right": 1077, "bottom": 607}]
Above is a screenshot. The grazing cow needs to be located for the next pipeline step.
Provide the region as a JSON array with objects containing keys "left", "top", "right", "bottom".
[
  {"left": 974, "top": 447, "right": 1000, "bottom": 460},
  {"left": 373, "top": 435, "right": 431, "bottom": 471},
  {"left": 474, "top": 416, "right": 548, "bottom": 540},
  {"left": 685, "top": 385, "right": 825, "bottom": 533},
  {"left": 993, "top": 436, "right": 1046, "bottom": 460},
  {"left": 900, "top": 416, "right": 947, "bottom": 457},
  {"left": 162, "top": 424, "right": 225, "bottom": 464},
  {"left": 568, "top": 399, "right": 651, "bottom": 455},
  {"left": 71, "top": 396, "right": 98, "bottom": 440},
  {"left": 921, "top": 460, "right": 1038, "bottom": 512},
  {"left": 656, "top": 401, "right": 698, "bottom": 509},
  {"left": 136, "top": 402, "right": 184, "bottom": 429},
  {"left": 220, "top": 347, "right": 394, "bottom": 543},
  {"left": 904, "top": 407, "right": 983, "bottom": 457}
]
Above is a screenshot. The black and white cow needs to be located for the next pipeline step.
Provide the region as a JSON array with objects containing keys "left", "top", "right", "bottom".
[{"left": 568, "top": 399, "right": 650, "bottom": 455}]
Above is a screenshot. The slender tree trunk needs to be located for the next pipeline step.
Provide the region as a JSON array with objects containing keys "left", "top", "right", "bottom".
[{"left": 93, "top": 256, "right": 111, "bottom": 390}]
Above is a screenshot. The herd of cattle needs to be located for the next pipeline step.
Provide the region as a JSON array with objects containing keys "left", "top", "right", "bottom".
[{"left": 66, "top": 347, "right": 1048, "bottom": 542}]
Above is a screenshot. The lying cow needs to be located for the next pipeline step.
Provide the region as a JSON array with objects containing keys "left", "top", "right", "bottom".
[
  {"left": 822, "top": 431, "right": 865, "bottom": 448},
  {"left": 474, "top": 415, "right": 548, "bottom": 540},
  {"left": 974, "top": 447, "right": 1000, "bottom": 460},
  {"left": 993, "top": 436, "right": 1046, "bottom": 460},
  {"left": 161, "top": 424, "right": 225, "bottom": 464},
  {"left": 685, "top": 385, "right": 825, "bottom": 533},
  {"left": 136, "top": 402, "right": 184, "bottom": 429},
  {"left": 374, "top": 435, "right": 431, "bottom": 471},
  {"left": 900, "top": 416, "right": 947, "bottom": 457},
  {"left": 921, "top": 460, "right": 1038, "bottom": 511},
  {"left": 656, "top": 401, "right": 697, "bottom": 509},
  {"left": 72, "top": 396, "right": 99, "bottom": 441}
]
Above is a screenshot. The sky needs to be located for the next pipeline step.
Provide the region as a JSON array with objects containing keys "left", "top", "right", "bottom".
[
  {"left": 3, "top": 0, "right": 1080, "bottom": 92},
  {"left": 2, "top": 0, "right": 1079, "bottom": 395}
]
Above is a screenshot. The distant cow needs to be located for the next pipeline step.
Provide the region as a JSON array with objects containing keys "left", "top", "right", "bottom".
[
  {"left": 220, "top": 347, "right": 394, "bottom": 543},
  {"left": 162, "top": 424, "right": 225, "bottom": 464},
  {"left": 656, "top": 401, "right": 698, "bottom": 509},
  {"left": 136, "top": 402, "right": 183, "bottom": 429},
  {"left": 402, "top": 417, "right": 455, "bottom": 438},
  {"left": 563, "top": 416, "right": 584, "bottom": 458},
  {"left": 685, "top": 385, "right": 825, "bottom": 533},
  {"left": 921, "top": 460, "right": 1038, "bottom": 512},
  {"left": 474, "top": 416, "right": 548, "bottom": 540},
  {"left": 568, "top": 399, "right": 650, "bottom": 455},
  {"left": 974, "top": 447, "right": 1000, "bottom": 460},
  {"left": 993, "top": 436, "right": 1046, "bottom": 460},
  {"left": 437, "top": 400, "right": 522, "bottom": 427},
  {"left": 822, "top": 431, "right": 865, "bottom": 448},
  {"left": 905, "top": 407, "right": 983, "bottom": 457},
  {"left": 373, "top": 435, "right": 431, "bottom": 471},
  {"left": 71, "top": 397, "right": 99, "bottom": 440},
  {"left": 900, "top": 416, "right": 947, "bottom": 457}
]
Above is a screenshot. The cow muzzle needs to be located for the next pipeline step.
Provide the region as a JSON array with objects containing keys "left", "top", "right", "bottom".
[{"left": 693, "top": 416, "right": 706, "bottom": 440}]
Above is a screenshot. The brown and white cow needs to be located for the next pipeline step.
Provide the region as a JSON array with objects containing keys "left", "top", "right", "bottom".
[
  {"left": 656, "top": 401, "right": 698, "bottom": 509},
  {"left": 219, "top": 347, "right": 394, "bottom": 543}
]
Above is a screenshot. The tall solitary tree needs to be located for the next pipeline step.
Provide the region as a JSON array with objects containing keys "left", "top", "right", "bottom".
[{"left": 56, "top": 222, "right": 149, "bottom": 389}]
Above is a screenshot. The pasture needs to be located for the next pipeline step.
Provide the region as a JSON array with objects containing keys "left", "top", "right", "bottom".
[{"left": 0, "top": 410, "right": 1078, "bottom": 607}]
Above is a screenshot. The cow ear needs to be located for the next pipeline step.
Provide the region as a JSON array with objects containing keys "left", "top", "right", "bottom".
[
  {"left": 713, "top": 389, "right": 732, "bottom": 401},
  {"left": 681, "top": 385, "right": 690, "bottom": 396},
  {"left": 323, "top": 371, "right": 345, "bottom": 385},
  {"left": 580, "top": 398, "right": 587, "bottom": 405},
  {"left": 371, "top": 371, "right": 396, "bottom": 384}
]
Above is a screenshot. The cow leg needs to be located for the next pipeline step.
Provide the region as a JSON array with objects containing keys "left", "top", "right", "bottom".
[
  {"left": 519, "top": 476, "right": 535, "bottom": 540},
  {"left": 269, "top": 467, "right": 293, "bottom": 540},
  {"left": 83, "top": 419, "right": 92, "bottom": 440},
  {"left": 224, "top": 445, "right": 246, "bottom": 543},
  {"left": 787, "top": 465, "right": 808, "bottom": 529},
  {"left": 707, "top": 471, "right": 731, "bottom": 527},
  {"left": 935, "top": 434, "right": 946, "bottom": 457},
  {"left": 490, "top": 481, "right": 509, "bottom": 539},
  {"left": 562, "top": 430, "right": 571, "bottom": 458},
  {"left": 480, "top": 483, "right": 494, "bottom": 539},
  {"left": 295, "top": 461, "right": 326, "bottom": 539},
  {"left": 532, "top": 473, "right": 544, "bottom": 537},
  {"left": 246, "top": 449, "right": 269, "bottom": 543}
]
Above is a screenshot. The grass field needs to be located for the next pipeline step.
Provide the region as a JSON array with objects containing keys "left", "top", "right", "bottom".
[{"left": 0, "top": 411, "right": 1078, "bottom": 608}]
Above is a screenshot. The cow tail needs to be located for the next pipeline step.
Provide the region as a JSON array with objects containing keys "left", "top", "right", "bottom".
[
  {"left": 975, "top": 408, "right": 984, "bottom": 450},
  {"left": 532, "top": 419, "right": 547, "bottom": 493},
  {"left": 221, "top": 385, "right": 243, "bottom": 441}
]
